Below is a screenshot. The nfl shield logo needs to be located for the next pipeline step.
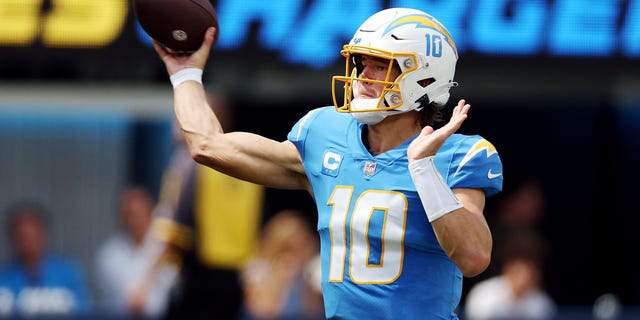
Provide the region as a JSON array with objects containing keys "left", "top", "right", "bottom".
[{"left": 364, "top": 161, "right": 377, "bottom": 177}]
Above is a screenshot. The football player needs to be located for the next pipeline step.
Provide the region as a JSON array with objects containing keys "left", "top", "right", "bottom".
[{"left": 153, "top": 7, "right": 503, "bottom": 319}]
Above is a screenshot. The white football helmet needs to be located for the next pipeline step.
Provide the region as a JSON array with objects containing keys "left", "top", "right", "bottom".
[{"left": 332, "top": 8, "right": 458, "bottom": 125}]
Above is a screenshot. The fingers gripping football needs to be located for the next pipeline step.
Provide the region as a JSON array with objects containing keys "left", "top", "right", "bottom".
[{"left": 134, "top": 0, "right": 219, "bottom": 53}]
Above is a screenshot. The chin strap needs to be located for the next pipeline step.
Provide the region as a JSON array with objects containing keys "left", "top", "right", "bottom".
[{"left": 413, "top": 94, "right": 430, "bottom": 112}]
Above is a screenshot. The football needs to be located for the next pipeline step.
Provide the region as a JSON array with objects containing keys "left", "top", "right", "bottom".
[{"left": 133, "top": 0, "right": 219, "bottom": 52}]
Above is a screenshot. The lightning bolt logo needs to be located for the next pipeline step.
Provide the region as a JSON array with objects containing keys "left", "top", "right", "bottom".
[
  {"left": 454, "top": 139, "right": 497, "bottom": 176},
  {"left": 383, "top": 14, "right": 458, "bottom": 57}
]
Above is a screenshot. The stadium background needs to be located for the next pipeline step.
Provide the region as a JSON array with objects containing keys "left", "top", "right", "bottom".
[{"left": 0, "top": 0, "right": 639, "bottom": 318}]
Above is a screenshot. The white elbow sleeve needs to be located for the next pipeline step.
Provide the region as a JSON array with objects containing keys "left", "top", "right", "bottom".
[
  {"left": 170, "top": 68, "right": 203, "bottom": 88},
  {"left": 409, "top": 156, "right": 463, "bottom": 222}
]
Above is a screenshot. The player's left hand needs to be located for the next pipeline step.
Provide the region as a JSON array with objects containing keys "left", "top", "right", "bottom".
[{"left": 407, "top": 99, "right": 470, "bottom": 162}]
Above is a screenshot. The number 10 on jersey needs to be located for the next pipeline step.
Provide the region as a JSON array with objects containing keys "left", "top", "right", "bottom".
[{"left": 327, "top": 186, "right": 408, "bottom": 284}]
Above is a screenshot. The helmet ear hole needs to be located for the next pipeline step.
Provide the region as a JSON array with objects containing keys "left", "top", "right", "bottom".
[{"left": 418, "top": 78, "right": 435, "bottom": 88}]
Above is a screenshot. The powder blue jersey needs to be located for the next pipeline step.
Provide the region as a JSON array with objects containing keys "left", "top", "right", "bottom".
[{"left": 287, "top": 107, "right": 503, "bottom": 320}]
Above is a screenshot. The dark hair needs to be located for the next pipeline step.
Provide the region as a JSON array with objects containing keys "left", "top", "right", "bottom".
[
  {"left": 4, "top": 201, "right": 49, "bottom": 237},
  {"left": 417, "top": 98, "right": 445, "bottom": 127},
  {"left": 497, "top": 230, "right": 549, "bottom": 269}
]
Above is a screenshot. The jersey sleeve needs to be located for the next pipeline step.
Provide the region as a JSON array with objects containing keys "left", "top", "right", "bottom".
[
  {"left": 287, "top": 107, "right": 324, "bottom": 159},
  {"left": 445, "top": 135, "right": 503, "bottom": 196}
]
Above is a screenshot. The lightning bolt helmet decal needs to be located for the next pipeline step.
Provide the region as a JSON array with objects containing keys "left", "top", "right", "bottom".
[{"left": 382, "top": 14, "right": 458, "bottom": 58}]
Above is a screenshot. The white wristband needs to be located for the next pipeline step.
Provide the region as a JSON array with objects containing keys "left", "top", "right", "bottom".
[
  {"left": 409, "top": 156, "right": 463, "bottom": 222},
  {"left": 170, "top": 68, "right": 203, "bottom": 88}
]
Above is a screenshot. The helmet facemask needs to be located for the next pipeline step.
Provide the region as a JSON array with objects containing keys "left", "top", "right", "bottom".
[{"left": 333, "top": 46, "right": 420, "bottom": 110}]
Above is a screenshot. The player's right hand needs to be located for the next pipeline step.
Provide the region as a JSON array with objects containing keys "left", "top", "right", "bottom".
[{"left": 152, "top": 27, "right": 216, "bottom": 76}]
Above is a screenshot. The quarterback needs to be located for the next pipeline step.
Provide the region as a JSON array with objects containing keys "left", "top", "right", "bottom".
[{"left": 153, "top": 7, "right": 503, "bottom": 320}]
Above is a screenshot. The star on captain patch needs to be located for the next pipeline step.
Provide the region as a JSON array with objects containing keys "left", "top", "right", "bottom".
[{"left": 364, "top": 161, "right": 377, "bottom": 177}]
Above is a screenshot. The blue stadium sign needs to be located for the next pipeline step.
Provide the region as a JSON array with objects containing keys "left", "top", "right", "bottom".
[
  {"left": 137, "top": 0, "right": 640, "bottom": 67},
  {"left": 0, "top": 0, "right": 638, "bottom": 70}
]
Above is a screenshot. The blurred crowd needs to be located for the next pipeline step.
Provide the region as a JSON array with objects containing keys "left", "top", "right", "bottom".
[
  {"left": 0, "top": 191, "right": 323, "bottom": 320},
  {"left": 463, "top": 177, "right": 556, "bottom": 320},
  {"left": 0, "top": 92, "right": 324, "bottom": 320}
]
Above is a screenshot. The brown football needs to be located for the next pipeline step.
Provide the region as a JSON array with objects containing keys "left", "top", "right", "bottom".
[{"left": 133, "top": 0, "right": 219, "bottom": 52}]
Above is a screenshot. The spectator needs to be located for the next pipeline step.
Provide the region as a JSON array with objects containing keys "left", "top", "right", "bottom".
[
  {"left": 464, "top": 230, "right": 556, "bottom": 320},
  {"left": 131, "top": 90, "right": 265, "bottom": 320},
  {"left": 94, "top": 185, "right": 176, "bottom": 318},
  {"left": 0, "top": 201, "right": 92, "bottom": 318},
  {"left": 241, "top": 209, "right": 324, "bottom": 320},
  {"left": 489, "top": 178, "right": 546, "bottom": 242}
]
